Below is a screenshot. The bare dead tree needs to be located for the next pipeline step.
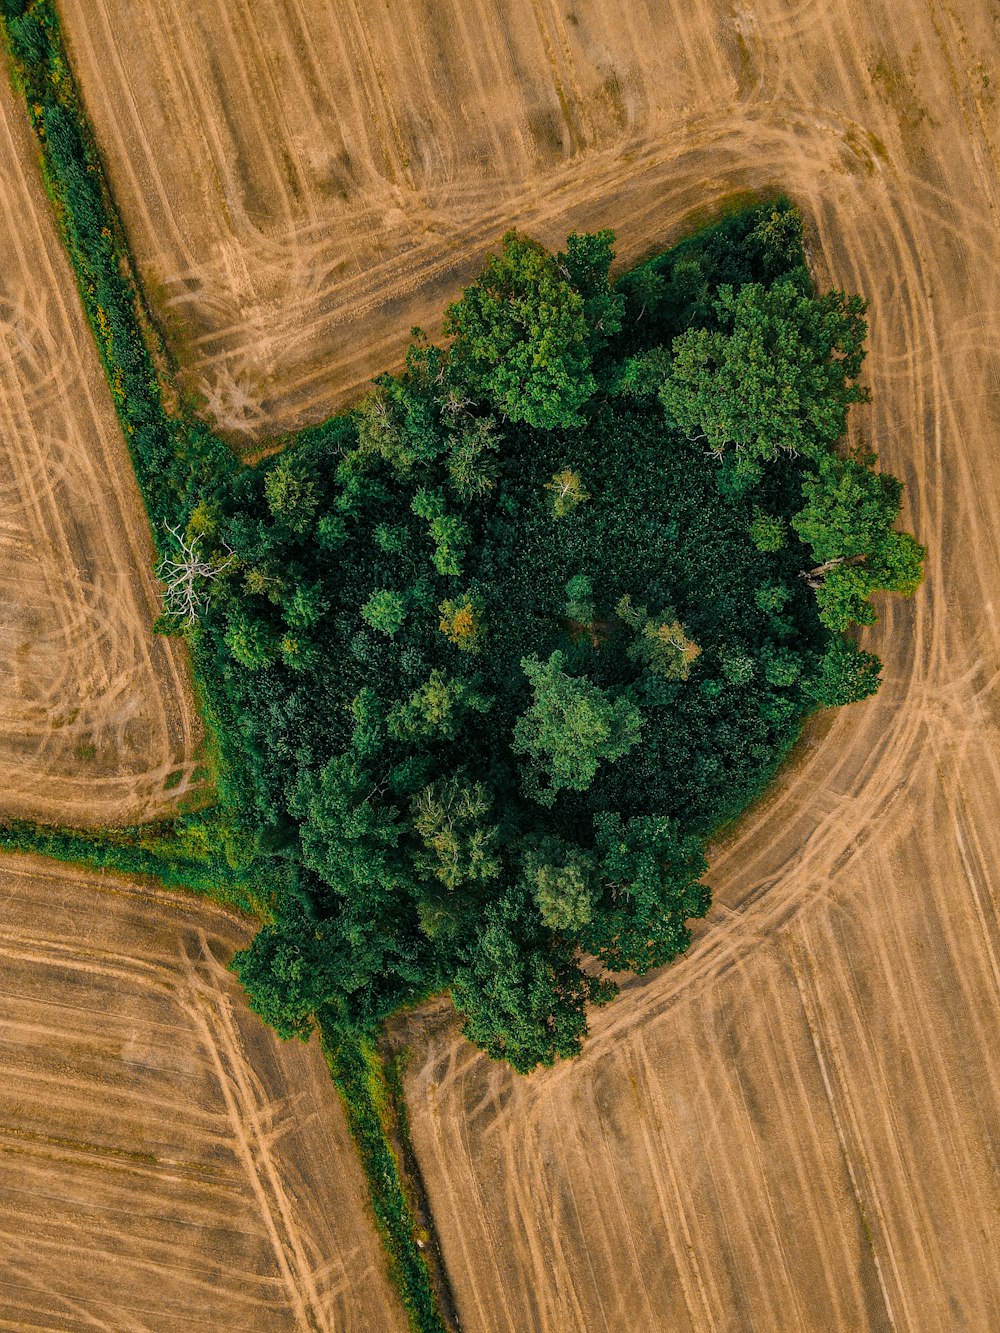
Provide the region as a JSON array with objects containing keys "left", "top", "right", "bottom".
[
  {"left": 157, "top": 524, "right": 234, "bottom": 623},
  {"left": 439, "top": 385, "right": 472, "bottom": 417},
  {"left": 800, "top": 553, "right": 867, "bottom": 589}
]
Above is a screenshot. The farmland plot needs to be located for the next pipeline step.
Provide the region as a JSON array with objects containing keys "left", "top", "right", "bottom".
[
  {"left": 381, "top": 0, "right": 999, "bottom": 1330},
  {"left": 42, "top": 0, "right": 1000, "bottom": 1327},
  {"left": 0, "top": 69, "right": 202, "bottom": 825},
  {"left": 0, "top": 854, "right": 406, "bottom": 1331},
  {"left": 57, "top": 0, "right": 984, "bottom": 441}
]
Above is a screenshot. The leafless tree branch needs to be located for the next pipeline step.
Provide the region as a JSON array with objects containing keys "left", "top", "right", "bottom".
[{"left": 157, "top": 523, "right": 234, "bottom": 623}]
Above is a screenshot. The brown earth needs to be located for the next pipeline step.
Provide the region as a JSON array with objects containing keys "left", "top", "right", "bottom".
[
  {"left": 0, "top": 853, "right": 407, "bottom": 1332},
  {"left": 46, "top": 0, "right": 1000, "bottom": 1327},
  {"left": 0, "top": 69, "right": 203, "bottom": 826},
  {"left": 53, "top": 0, "right": 990, "bottom": 446}
]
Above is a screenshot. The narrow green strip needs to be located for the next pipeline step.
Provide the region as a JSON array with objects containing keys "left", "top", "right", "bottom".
[{"left": 323, "top": 1030, "right": 454, "bottom": 1333}]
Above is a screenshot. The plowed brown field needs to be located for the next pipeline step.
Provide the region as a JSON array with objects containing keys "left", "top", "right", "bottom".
[
  {"left": 0, "top": 70, "right": 202, "bottom": 826},
  {"left": 0, "top": 854, "right": 406, "bottom": 1332}
]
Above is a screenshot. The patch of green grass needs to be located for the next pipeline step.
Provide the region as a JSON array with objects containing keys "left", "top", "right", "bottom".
[{"left": 322, "top": 1030, "right": 451, "bottom": 1333}]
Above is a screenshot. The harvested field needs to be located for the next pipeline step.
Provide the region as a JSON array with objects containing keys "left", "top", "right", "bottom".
[
  {"left": 46, "top": 0, "right": 1000, "bottom": 1326},
  {"left": 0, "top": 853, "right": 406, "bottom": 1332},
  {"left": 54, "top": 0, "right": 990, "bottom": 443},
  {"left": 0, "top": 70, "right": 202, "bottom": 826},
  {"left": 371, "top": 1, "right": 997, "bottom": 1330}
]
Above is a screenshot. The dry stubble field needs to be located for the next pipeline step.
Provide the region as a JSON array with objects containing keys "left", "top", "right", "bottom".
[
  {"left": 36, "top": 0, "right": 1000, "bottom": 1329},
  {"left": 0, "top": 854, "right": 406, "bottom": 1332},
  {"left": 0, "top": 69, "right": 202, "bottom": 826}
]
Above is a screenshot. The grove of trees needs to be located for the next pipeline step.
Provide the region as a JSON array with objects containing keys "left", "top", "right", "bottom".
[{"left": 177, "top": 201, "right": 922, "bottom": 1071}]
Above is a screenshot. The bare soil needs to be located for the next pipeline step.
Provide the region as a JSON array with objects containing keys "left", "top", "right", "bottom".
[
  {"left": 0, "top": 853, "right": 407, "bottom": 1332},
  {"left": 59, "top": 0, "right": 992, "bottom": 445},
  {"left": 0, "top": 71, "right": 203, "bottom": 826}
]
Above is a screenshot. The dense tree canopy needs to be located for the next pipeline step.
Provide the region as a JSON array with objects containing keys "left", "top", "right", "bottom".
[
  {"left": 659, "top": 280, "right": 869, "bottom": 462},
  {"left": 191, "top": 202, "right": 923, "bottom": 1070}
]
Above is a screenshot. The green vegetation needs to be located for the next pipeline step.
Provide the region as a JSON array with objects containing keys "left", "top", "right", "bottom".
[
  {"left": 323, "top": 1032, "right": 448, "bottom": 1331},
  {"left": 1, "top": 7, "right": 923, "bottom": 1325},
  {"left": 197, "top": 208, "right": 921, "bottom": 1073},
  {"left": 1, "top": 0, "right": 269, "bottom": 883},
  {"left": 0, "top": 1, "right": 924, "bottom": 1073}
]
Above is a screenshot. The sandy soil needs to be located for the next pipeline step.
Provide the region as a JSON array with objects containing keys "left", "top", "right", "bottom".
[
  {"left": 0, "top": 71, "right": 203, "bottom": 826},
  {"left": 57, "top": 0, "right": 995, "bottom": 444},
  {"left": 0, "top": 853, "right": 407, "bottom": 1332}
]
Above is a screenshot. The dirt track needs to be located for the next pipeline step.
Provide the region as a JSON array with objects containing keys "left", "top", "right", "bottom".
[
  {"left": 42, "top": 0, "right": 1000, "bottom": 1327},
  {"left": 0, "top": 854, "right": 406, "bottom": 1332},
  {"left": 0, "top": 70, "right": 203, "bottom": 826}
]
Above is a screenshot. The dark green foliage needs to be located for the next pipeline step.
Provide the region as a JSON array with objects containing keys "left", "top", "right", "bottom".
[
  {"left": 0, "top": 37, "right": 921, "bottom": 1089},
  {"left": 231, "top": 907, "right": 334, "bottom": 1040},
  {"left": 581, "top": 814, "right": 709, "bottom": 973},
  {"left": 362, "top": 589, "right": 408, "bottom": 636},
  {"left": 446, "top": 414, "right": 500, "bottom": 500},
  {"left": 523, "top": 838, "right": 597, "bottom": 931},
  {"left": 388, "top": 670, "right": 491, "bottom": 741},
  {"left": 804, "top": 635, "right": 883, "bottom": 707},
  {"left": 793, "top": 450, "right": 901, "bottom": 561},
  {"left": 564, "top": 574, "right": 596, "bottom": 627},
  {"left": 353, "top": 338, "right": 447, "bottom": 474},
  {"left": 749, "top": 509, "right": 788, "bottom": 552},
  {"left": 192, "top": 200, "right": 919, "bottom": 1073}
]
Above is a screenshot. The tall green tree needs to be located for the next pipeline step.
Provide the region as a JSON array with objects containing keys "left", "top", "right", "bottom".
[
  {"left": 792, "top": 449, "right": 901, "bottom": 561},
  {"left": 444, "top": 230, "right": 616, "bottom": 430},
  {"left": 804, "top": 635, "right": 882, "bottom": 707},
  {"left": 521, "top": 837, "right": 598, "bottom": 932},
  {"left": 231, "top": 905, "right": 332, "bottom": 1041},
  {"left": 353, "top": 337, "right": 446, "bottom": 473},
  {"left": 451, "top": 886, "right": 612, "bottom": 1073},
  {"left": 616, "top": 594, "right": 701, "bottom": 681},
  {"left": 582, "top": 814, "right": 709, "bottom": 973},
  {"left": 411, "top": 777, "right": 501, "bottom": 894},
  {"left": 512, "top": 651, "right": 644, "bottom": 806},
  {"left": 660, "top": 280, "right": 869, "bottom": 459},
  {"left": 388, "top": 670, "right": 492, "bottom": 741},
  {"left": 795, "top": 450, "right": 925, "bottom": 630}
]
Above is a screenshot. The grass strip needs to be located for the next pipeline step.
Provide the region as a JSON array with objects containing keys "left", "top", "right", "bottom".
[
  {"left": 323, "top": 1029, "right": 454, "bottom": 1333},
  {"left": 0, "top": 818, "right": 260, "bottom": 914}
]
